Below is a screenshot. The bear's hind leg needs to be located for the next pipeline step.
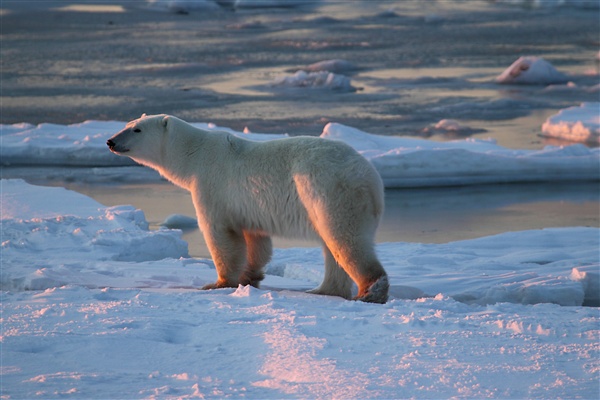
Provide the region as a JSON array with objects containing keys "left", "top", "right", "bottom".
[
  {"left": 307, "top": 245, "right": 353, "bottom": 300},
  {"left": 325, "top": 239, "right": 389, "bottom": 304},
  {"left": 240, "top": 232, "right": 272, "bottom": 288},
  {"left": 201, "top": 227, "right": 247, "bottom": 290}
]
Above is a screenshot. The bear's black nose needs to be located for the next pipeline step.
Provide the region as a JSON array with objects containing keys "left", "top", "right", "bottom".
[{"left": 107, "top": 139, "right": 115, "bottom": 149}]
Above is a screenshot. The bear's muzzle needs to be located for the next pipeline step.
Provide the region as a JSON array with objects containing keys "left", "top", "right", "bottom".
[{"left": 106, "top": 138, "right": 129, "bottom": 153}]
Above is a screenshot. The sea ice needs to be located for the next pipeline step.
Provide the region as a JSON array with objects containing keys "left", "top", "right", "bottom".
[
  {"left": 270, "top": 70, "right": 357, "bottom": 91},
  {"left": 541, "top": 102, "right": 600, "bottom": 144},
  {"left": 2, "top": 120, "right": 598, "bottom": 187},
  {"left": 496, "top": 56, "right": 569, "bottom": 85}
]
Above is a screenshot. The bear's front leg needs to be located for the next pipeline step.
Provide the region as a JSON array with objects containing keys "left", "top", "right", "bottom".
[
  {"left": 201, "top": 226, "right": 247, "bottom": 290},
  {"left": 238, "top": 232, "right": 272, "bottom": 288}
]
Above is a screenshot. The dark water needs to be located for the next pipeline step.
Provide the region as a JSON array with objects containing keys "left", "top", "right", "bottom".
[{"left": 2, "top": 0, "right": 599, "bottom": 148}]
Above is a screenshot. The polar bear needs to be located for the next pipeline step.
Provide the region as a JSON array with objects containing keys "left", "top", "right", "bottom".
[{"left": 107, "top": 114, "right": 389, "bottom": 303}]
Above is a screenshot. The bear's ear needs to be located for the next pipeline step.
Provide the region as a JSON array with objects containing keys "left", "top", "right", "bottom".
[{"left": 162, "top": 115, "right": 169, "bottom": 129}]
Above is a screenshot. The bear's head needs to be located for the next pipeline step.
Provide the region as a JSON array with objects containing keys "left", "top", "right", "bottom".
[{"left": 107, "top": 113, "right": 174, "bottom": 167}]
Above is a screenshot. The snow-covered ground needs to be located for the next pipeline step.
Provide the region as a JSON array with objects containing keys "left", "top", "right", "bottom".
[
  {"left": 2, "top": 179, "right": 599, "bottom": 399},
  {"left": 2, "top": 118, "right": 599, "bottom": 186}
]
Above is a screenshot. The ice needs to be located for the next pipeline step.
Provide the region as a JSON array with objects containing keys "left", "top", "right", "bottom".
[
  {"left": 147, "top": 0, "right": 220, "bottom": 13},
  {"left": 3, "top": 179, "right": 597, "bottom": 304},
  {"left": 1, "top": 180, "right": 190, "bottom": 291},
  {"left": 541, "top": 102, "right": 600, "bottom": 144},
  {"left": 146, "top": 0, "right": 315, "bottom": 12},
  {"left": 496, "top": 56, "right": 569, "bottom": 85},
  {"left": 161, "top": 214, "right": 199, "bottom": 229},
  {"left": 304, "top": 59, "right": 359, "bottom": 74},
  {"left": 0, "top": 121, "right": 133, "bottom": 167},
  {"left": 270, "top": 70, "right": 357, "bottom": 91},
  {"left": 493, "top": 0, "right": 599, "bottom": 8},
  {"left": 570, "top": 265, "right": 600, "bottom": 306},
  {"left": 322, "top": 122, "right": 599, "bottom": 187},
  {"left": 2, "top": 179, "right": 598, "bottom": 305},
  {"left": 2, "top": 120, "right": 598, "bottom": 187},
  {"left": 1, "top": 179, "right": 599, "bottom": 399}
]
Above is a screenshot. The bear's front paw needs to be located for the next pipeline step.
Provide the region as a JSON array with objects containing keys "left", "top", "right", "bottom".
[
  {"left": 239, "top": 270, "right": 264, "bottom": 288},
  {"left": 201, "top": 281, "right": 236, "bottom": 290}
]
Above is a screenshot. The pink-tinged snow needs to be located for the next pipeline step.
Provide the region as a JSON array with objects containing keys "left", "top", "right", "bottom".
[
  {"left": 496, "top": 56, "right": 568, "bottom": 85},
  {"left": 1, "top": 179, "right": 599, "bottom": 399},
  {"left": 2, "top": 121, "right": 598, "bottom": 187},
  {"left": 542, "top": 102, "right": 600, "bottom": 144}
]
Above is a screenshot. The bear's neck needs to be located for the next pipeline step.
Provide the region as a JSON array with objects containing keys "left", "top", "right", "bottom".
[
  {"left": 159, "top": 134, "right": 203, "bottom": 190},
  {"left": 151, "top": 126, "right": 227, "bottom": 191}
]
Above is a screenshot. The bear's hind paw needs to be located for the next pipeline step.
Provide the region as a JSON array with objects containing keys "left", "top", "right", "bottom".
[{"left": 355, "top": 274, "right": 389, "bottom": 304}]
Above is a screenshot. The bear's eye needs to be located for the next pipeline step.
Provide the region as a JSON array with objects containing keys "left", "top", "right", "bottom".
[{"left": 133, "top": 128, "right": 141, "bottom": 133}]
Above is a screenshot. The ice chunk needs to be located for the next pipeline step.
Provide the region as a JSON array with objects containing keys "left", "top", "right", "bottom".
[
  {"left": 496, "top": 56, "right": 568, "bottom": 85},
  {"left": 304, "top": 59, "right": 358, "bottom": 74},
  {"left": 161, "top": 214, "right": 199, "bottom": 229},
  {"left": 571, "top": 265, "right": 600, "bottom": 307},
  {"left": 271, "top": 70, "right": 356, "bottom": 91},
  {"left": 541, "top": 102, "right": 600, "bottom": 144}
]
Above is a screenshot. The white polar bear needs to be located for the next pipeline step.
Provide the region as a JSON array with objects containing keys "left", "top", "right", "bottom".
[{"left": 107, "top": 114, "right": 389, "bottom": 303}]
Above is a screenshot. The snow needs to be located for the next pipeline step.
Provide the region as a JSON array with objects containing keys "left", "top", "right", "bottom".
[
  {"left": 496, "top": 56, "right": 569, "bottom": 85},
  {"left": 2, "top": 120, "right": 598, "bottom": 187},
  {"left": 542, "top": 102, "right": 600, "bottom": 144},
  {"left": 2, "top": 179, "right": 599, "bottom": 399}
]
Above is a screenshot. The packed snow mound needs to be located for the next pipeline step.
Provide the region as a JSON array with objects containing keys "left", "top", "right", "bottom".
[
  {"left": 542, "top": 102, "right": 600, "bottom": 144},
  {"left": 2, "top": 121, "right": 598, "bottom": 187},
  {"left": 270, "top": 70, "right": 356, "bottom": 91},
  {"left": 1, "top": 180, "right": 189, "bottom": 291},
  {"left": 496, "top": 56, "right": 568, "bottom": 85},
  {"left": 2, "top": 180, "right": 598, "bottom": 307}
]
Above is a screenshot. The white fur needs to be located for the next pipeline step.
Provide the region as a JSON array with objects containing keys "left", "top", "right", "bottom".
[{"left": 108, "top": 114, "right": 389, "bottom": 303}]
